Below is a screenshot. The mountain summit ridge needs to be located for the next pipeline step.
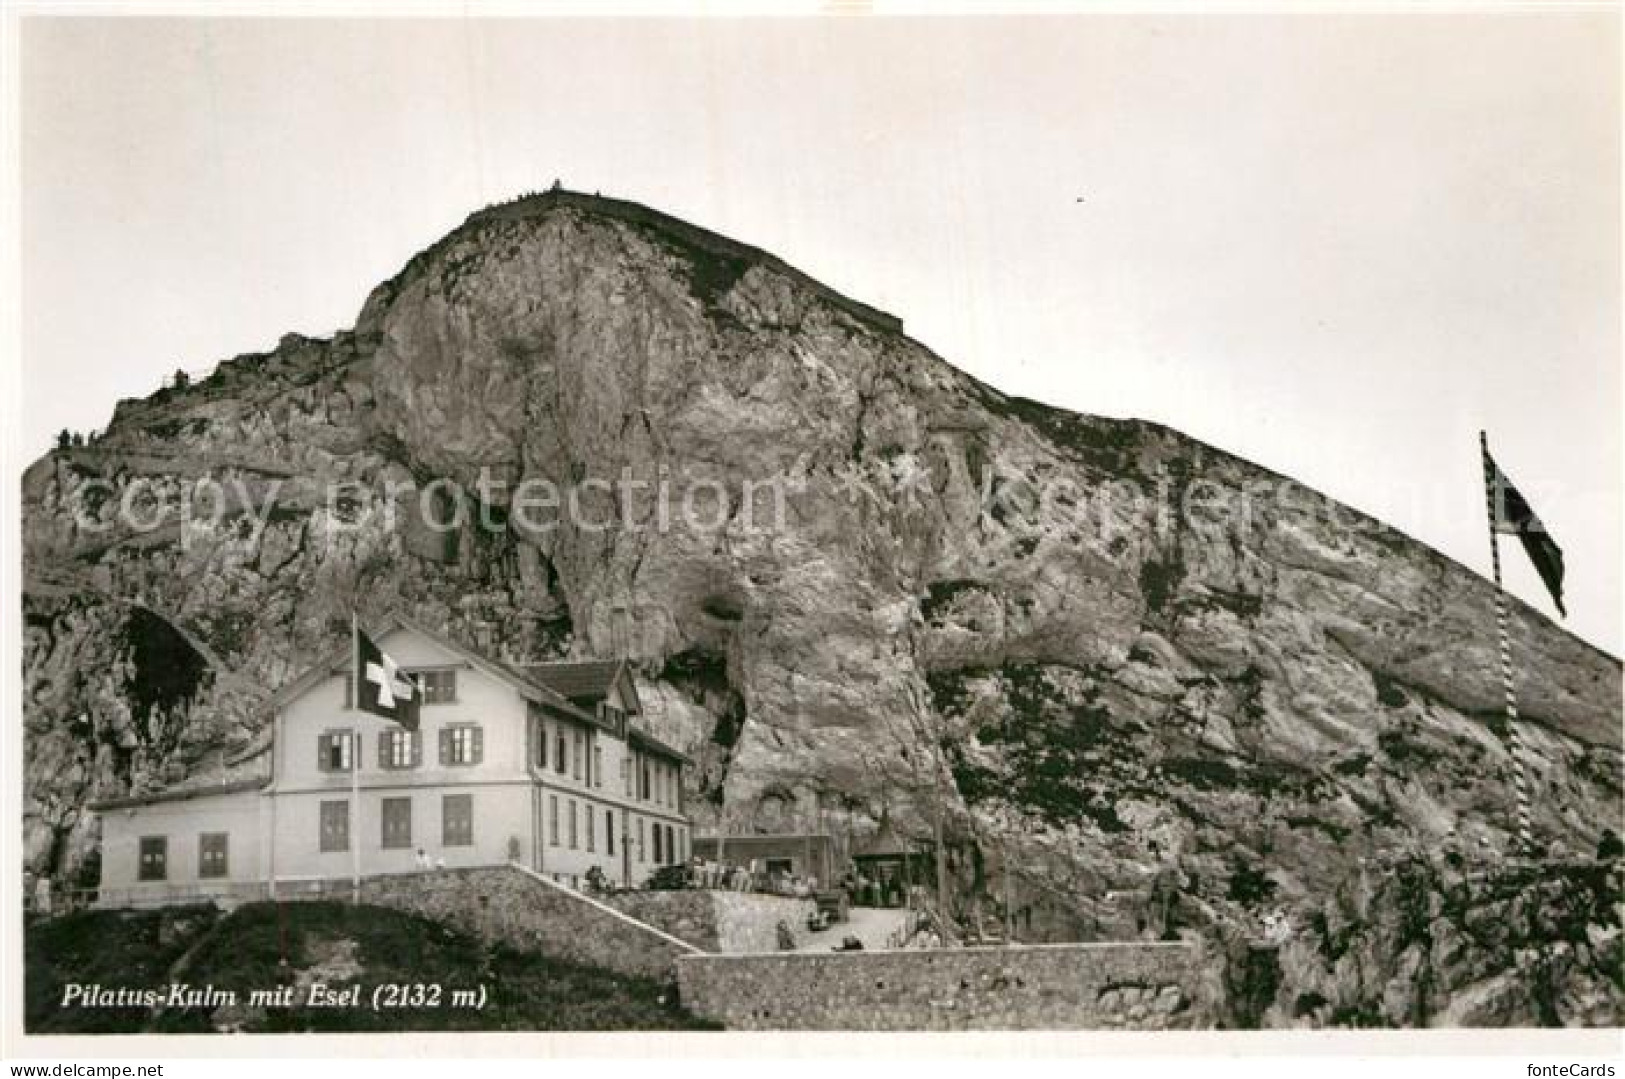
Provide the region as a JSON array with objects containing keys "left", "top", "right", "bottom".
[{"left": 23, "top": 189, "right": 1622, "bottom": 1026}]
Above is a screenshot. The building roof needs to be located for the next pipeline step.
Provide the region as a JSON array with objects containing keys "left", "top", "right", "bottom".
[
  {"left": 852, "top": 817, "right": 925, "bottom": 859},
  {"left": 91, "top": 777, "right": 269, "bottom": 812},
  {"left": 521, "top": 659, "right": 642, "bottom": 715},
  {"left": 693, "top": 833, "right": 836, "bottom": 845},
  {"left": 266, "top": 613, "right": 599, "bottom": 726},
  {"left": 629, "top": 725, "right": 690, "bottom": 765},
  {"left": 262, "top": 613, "right": 686, "bottom": 760}
]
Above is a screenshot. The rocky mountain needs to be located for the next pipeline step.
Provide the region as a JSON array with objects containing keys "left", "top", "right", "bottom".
[{"left": 22, "top": 189, "right": 1621, "bottom": 1025}]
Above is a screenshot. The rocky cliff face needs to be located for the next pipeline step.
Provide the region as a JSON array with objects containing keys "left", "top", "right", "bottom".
[{"left": 22, "top": 190, "right": 1621, "bottom": 1024}]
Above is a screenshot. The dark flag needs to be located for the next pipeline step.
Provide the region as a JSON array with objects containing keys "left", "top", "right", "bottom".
[
  {"left": 1482, "top": 444, "right": 1567, "bottom": 617},
  {"left": 353, "top": 622, "right": 421, "bottom": 729}
]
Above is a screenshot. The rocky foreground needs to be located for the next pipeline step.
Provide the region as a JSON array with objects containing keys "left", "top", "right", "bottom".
[{"left": 22, "top": 189, "right": 1621, "bottom": 1025}]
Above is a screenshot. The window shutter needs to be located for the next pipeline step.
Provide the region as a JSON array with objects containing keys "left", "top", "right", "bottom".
[
  {"left": 412, "top": 731, "right": 423, "bottom": 767},
  {"left": 378, "top": 731, "right": 390, "bottom": 770},
  {"left": 318, "top": 734, "right": 330, "bottom": 772},
  {"left": 439, "top": 728, "right": 451, "bottom": 765},
  {"left": 472, "top": 727, "right": 484, "bottom": 765}
]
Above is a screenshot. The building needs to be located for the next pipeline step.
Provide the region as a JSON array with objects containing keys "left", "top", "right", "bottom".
[
  {"left": 93, "top": 616, "right": 692, "bottom": 907},
  {"left": 850, "top": 817, "right": 936, "bottom": 906},
  {"left": 691, "top": 833, "right": 839, "bottom": 886}
]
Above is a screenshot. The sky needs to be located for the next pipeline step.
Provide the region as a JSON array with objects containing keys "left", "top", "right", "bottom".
[{"left": 18, "top": 12, "right": 1621, "bottom": 653}]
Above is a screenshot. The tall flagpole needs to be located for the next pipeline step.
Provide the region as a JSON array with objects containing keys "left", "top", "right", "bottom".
[
  {"left": 1480, "top": 431, "right": 1536, "bottom": 856},
  {"left": 351, "top": 612, "right": 363, "bottom": 903}
]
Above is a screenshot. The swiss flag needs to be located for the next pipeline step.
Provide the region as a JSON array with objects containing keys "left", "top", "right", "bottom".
[{"left": 353, "top": 624, "right": 422, "bottom": 730}]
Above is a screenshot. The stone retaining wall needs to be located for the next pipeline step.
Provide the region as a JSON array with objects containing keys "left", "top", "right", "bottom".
[
  {"left": 677, "top": 941, "right": 1208, "bottom": 1030},
  {"left": 607, "top": 890, "right": 816, "bottom": 954},
  {"left": 358, "top": 865, "right": 700, "bottom": 982}
]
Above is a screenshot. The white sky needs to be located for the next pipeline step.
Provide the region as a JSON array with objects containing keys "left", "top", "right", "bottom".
[{"left": 18, "top": 12, "right": 1621, "bottom": 653}]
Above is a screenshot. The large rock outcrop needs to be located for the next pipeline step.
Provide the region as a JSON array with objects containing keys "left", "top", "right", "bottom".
[{"left": 22, "top": 189, "right": 1621, "bottom": 1024}]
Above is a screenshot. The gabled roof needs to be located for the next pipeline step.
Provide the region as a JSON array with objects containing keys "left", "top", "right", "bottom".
[
  {"left": 265, "top": 613, "right": 597, "bottom": 725},
  {"left": 521, "top": 659, "right": 642, "bottom": 715},
  {"left": 852, "top": 817, "right": 925, "bottom": 859}
]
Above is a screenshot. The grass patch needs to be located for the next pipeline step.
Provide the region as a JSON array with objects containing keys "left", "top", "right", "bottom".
[
  {"left": 29, "top": 901, "right": 718, "bottom": 1034},
  {"left": 26, "top": 906, "right": 221, "bottom": 1033}
]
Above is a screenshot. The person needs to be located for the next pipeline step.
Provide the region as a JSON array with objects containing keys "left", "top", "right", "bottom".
[
  {"left": 414, "top": 848, "right": 430, "bottom": 870},
  {"left": 434, "top": 856, "right": 446, "bottom": 870},
  {"left": 34, "top": 875, "right": 52, "bottom": 917}
]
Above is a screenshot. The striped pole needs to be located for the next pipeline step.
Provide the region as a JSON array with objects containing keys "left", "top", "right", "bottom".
[{"left": 1480, "top": 431, "right": 1536, "bottom": 855}]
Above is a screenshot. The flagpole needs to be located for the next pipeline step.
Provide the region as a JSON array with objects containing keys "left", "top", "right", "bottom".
[
  {"left": 1480, "top": 431, "right": 1536, "bottom": 857},
  {"left": 351, "top": 611, "right": 363, "bottom": 904}
]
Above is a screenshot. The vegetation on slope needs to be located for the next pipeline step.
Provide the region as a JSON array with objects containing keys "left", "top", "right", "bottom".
[{"left": 26, "top": 901, "right": 718, "bottom": 1034}]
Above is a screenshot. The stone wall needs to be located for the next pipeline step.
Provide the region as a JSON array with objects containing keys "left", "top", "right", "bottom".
[
  {"left": 358, "top": 865, "right": 701, "bottom": 981},
  {"left": 711, "top": 892, "right": 817, "bottom": 954},
  {"left": 677, "top": 941, "right": 1208, "bottom": 1030},
  {"left": 607, "top": 890, "right": 816, "bottom": 954}
]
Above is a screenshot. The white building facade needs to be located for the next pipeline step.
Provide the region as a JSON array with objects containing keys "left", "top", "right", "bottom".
[{"left": 95, "top": 618, "right": 692, "bottom": 906}]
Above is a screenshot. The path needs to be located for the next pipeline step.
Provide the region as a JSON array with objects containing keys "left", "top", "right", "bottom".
[{"left": 794, "top": 905, "right": 912, "bottom": 952}]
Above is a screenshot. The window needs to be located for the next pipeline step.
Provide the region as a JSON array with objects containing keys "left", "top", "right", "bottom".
[
  {"left": 549, "top": 795, "right": 559, "bottom": 846},
  {"left": 380, "top": 729, "right": 419, "bottom": 770},
  {"left": 640, "top": 759, "right": 651, "bottom": 801},
  {"left": 440, "top": 724, "right": 482, "bottom": 766},
  {"left": 443, "top": 794, "right": 473, "bottom": 847},
  {"left": 636, "top": 817, "right": 645, "bottom": 862},
  {"left": 568, "top": 800, "right": 578, "bottom": 849},
  {"left": 199, "top": 833, "right": 228, "bottom": 878},
  {"left": 573, "top": 732, "right": 583, "bottom": 781},
  {"left": 653, "top": 822, "right": 663, "bottom": 864},
  {"left": 533, "top": 718, "right": 547, "bottom": 769},
  {"left": 621, "top": 757, "right": 632, "bottom": 796},
  {"left": 555, "top": 728, "right": 567, "bottom": 775},
  {"left": 594, "top": 745, "right": 604, "bottom": 788},
  {"left": 606, "top": 810, "right": 615, "bottom": 855},
  {"left": 381, "top": 797, "right": 412, "bottom": 849},
  {"left": 320, "top": 800, "right": 350, "bottom": 852},
  {"left": 416, "top": 669, "right": 458, "bottom": 704},
  {"left": 586, "top": 807, "right": 595, "bottom": 852},
  {"left": 138, "top": 836, "right": 167, "bottom": 881},
  {"left": 318, "top": 731, "right": 355, "bottom": 772}
]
